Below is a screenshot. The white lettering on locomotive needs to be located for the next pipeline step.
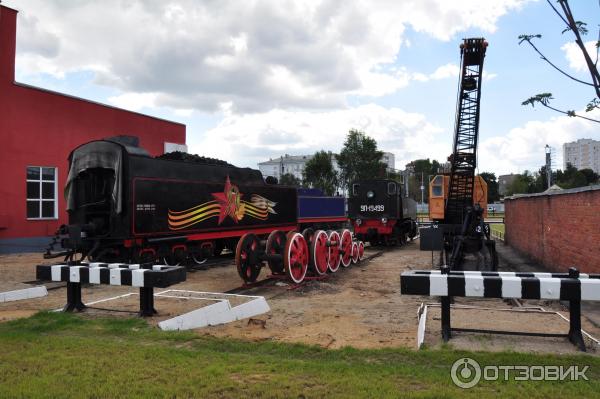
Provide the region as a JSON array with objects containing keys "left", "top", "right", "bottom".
[{"left": 360, "top": 204, "right": 384, "bottom": 212}]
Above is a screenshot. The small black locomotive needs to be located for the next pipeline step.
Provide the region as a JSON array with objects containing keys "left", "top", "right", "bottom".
[{"left": 347, "top": 179, "right": 417, "bottom": 245}]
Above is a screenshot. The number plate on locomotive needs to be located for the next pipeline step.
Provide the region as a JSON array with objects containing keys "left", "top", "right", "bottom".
[{"left": 360, "top": 204, "right": 384, "bottom": 212}]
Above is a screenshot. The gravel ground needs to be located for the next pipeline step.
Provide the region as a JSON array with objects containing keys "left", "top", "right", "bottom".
[{"left": 1, "top": 240, "right": 599, "bottom": 354}]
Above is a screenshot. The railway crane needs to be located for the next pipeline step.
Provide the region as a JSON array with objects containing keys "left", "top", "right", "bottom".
[{"left": 422, "top": 38, "right": 498, "bottom": 271}]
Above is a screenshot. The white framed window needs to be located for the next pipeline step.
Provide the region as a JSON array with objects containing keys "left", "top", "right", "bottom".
[{"left": 26, "top": 166, "right": 58, "bottom": 220}]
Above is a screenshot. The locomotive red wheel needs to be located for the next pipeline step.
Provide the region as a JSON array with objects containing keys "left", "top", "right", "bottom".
[
  {"left": 302, "top": 228, "right": 315, "bottom": 245},
  {"left": 310, "top": 230, "right": 329, "bottom": 275},
  {"left": 283, "top": 233, "right": 309, "bottom": 284},
  {"left": 235, "top": 233, "right": 262, "bottom": 283},
  {"left": 266, "top": 230, "right": 286, "bottom": 274},
  {"left": 286, "top": 230, "right": 297, "bottom": 241},
  {"left": 351, "top": 241, "right": 359, "bottom": 264},
  {"left": 358, "top": 241, "right": 365, "bottom": 261},
  {"left": 340, "top": 229, "right": 353, "bottom": 268},
  {"left": 327, "top": 230, "right": 341, "bottom": 272}
]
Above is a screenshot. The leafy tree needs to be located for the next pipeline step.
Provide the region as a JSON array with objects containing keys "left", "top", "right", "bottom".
[
  {"left": 506, "top": 163, "right": 596, "bottom": 195},
  {"left": 528, "top": 166, "right": 551, "bottom": 193},
  {"left": 479, "top": 172, "right": 500, "bottom": 202},
  {"left": 336, "top": 129, "right": 385, "bottom": 190},
  {"left": 431, "top": 160, "right": 441, "bottom": 175},
  {"left": 410, "top": 158, "right": 441, "bottom": 176},
  {"left": 579, "top": 168, "right": 599, "bottom": 185},
  {"left": 302, "top": 150, "right": 338, "bottom": 195},
  {"left": 555, "top": 163, "right": 588, "bottom": 188},
  {"left": 404, "top": 174, "right": 423, "bottom": 203},
  {"left": 506, "top": 171, "right": 535, "bottom": 195},
  {"left": 279, "top": 173, "right": 301, "bottom": 187},
  {"left": 519, "top": 0, "right": 600, "bottom": 122},
  {"left": 403, "top": 158, "right": 445, "bottom": 203}
]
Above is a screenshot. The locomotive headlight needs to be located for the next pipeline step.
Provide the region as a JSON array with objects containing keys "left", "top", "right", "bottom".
[
  {"left": 366, "top": 190, "right": 375, "bottom": 199},
  {"left": 381, "top": 217, "right": 387, "bottom": 224}
]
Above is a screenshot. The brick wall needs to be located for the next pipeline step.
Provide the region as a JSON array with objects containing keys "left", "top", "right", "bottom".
[{"left": 505, "top": 188, "right": 600, "bottom": 273}]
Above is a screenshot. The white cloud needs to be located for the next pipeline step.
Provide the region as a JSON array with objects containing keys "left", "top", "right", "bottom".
[
  {"left": 484, "top": 72, "right": 498, "bottom": 81},
  {"left": 479, "top": 108, "right": 600, "bottom": 174},
  {"left": 6, "top": 0, "right": 529, "bottom": 113},
  {"left": 193, "top": 104, "right": 600, "bottom": 176},
  {"left": 429, "top": 63, "right": 460, "bottom": 80},
  {"left": 107, "top": 92, "right": 158, "bottom": 112},
  {"left": 191, "top": 103, "right": 449, "bottom": 169},
  {"left": 562, "top": 41, "right": 598, "bottom": 73}
]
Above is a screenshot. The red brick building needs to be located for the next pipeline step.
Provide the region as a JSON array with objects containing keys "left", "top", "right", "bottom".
[
  {"left": 0, "top": 5, "right": 186, "bottom": 252},
  {"left": 505, "top": 186, "right": 600, "bottom": 274}
]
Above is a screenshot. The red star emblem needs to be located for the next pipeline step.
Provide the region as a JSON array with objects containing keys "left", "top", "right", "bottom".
[{"left": 212, "top": 176, "right": 243, "bottom": 224}]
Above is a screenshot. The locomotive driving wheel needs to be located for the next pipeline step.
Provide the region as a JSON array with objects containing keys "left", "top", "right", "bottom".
[
  {"left": 235, "top": 233, "right": 262, "bottom": 283},
  {"left": 164, "top": 245, "right": 186, "bottom": 266},
  {"left": 139, "top": 248, "right": 158, "bottom": 264},
  {"left": 266, "top": 230, "right": 287, "bottom": 274},
  {"left": 283, "top": 232, "right": 309, "bottom": 284},
  {"left": 340, "top": 229, "right": 353, "bottom": 268},
  {"left": 191, "top": 251, "right": 208, "bottom": 265},
  {"left": 351, "top": 241, "right": 359, "bottom": 264},
  {"left": 310, "top": 230, "right": 330, "bottom": 276},
  {"left": 327, "top": 230, "right": 341, "bottom": 272},
  {"left": 302, "top": 228, "right": 315, "bottom": 246},
  {"left": 358, "top": 241, "right": 365, "bottom": 261}
]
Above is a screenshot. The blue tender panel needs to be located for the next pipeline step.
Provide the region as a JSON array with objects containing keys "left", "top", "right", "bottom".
[{"left": 297, "top": 192, "right": 346, "bottom": 219}]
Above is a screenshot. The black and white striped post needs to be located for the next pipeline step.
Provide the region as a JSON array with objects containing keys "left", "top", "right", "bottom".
[
  {"left": 400, "top": 267, "right": 600, "bottom": 351},
  {"left": 37, "top": 262, "right": 186, "bottom": 316}
]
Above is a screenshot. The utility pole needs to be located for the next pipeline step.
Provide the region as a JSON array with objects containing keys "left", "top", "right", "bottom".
[
  {"left": 545, "top": 144, "right": 552, "bottom": 189},
  {"left": 420, "top": 172, "right": 424, "bottom": 204}
]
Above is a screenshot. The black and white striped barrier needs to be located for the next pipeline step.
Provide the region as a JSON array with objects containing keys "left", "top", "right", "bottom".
[
  {"left": 36, "top": 263, "right": 186, "bottom": 316},
  {"left": 400, "top": 266, "right": 599, "bottom": 351}
]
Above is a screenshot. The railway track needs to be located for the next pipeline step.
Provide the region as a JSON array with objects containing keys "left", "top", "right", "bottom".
[{"left": 225, "top": 248, "right": 385, "bottom": 297}]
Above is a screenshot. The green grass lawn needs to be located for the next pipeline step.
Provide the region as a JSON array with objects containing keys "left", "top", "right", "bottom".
[
  {"left": 0, "top": 312, "right": 597, "bottom": 398},
  {"left": 490, "top": 224, "right": 505, "bottom": 235}
]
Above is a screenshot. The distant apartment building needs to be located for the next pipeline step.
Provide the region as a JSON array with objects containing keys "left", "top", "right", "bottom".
[
  {"left": 563, "top": 138, "right": 600, "bottom": 173},
  {"left": 258, "top": 154, "right": 340, "bottom": 181},
  {"left": 382, "top": 152, "right": 395, "bottom": 171},
  {"left": 498, "top": 173, "right": 518, "bottom": 196},
  {"left": 258, "top": 151, "right": 395, "bottom": 181}
]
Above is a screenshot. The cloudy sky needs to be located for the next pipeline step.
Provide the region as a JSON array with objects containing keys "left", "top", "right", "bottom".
[{"left": 5, "top": 0, "right": 600, "bottom": 174}]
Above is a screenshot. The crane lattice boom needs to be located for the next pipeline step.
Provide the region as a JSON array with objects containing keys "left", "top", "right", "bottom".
[{"left": 445, "top": 38, "right": 487, "bottom": 225}]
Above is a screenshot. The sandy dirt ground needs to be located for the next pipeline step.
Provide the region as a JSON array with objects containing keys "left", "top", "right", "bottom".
[{"left": 1, "top": 241, "right": 599, "bottom": 354}]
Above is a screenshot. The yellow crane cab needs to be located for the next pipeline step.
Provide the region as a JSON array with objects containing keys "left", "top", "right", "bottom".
[{"left": 429, "top": 175, "right": 488, "bottom": 221}]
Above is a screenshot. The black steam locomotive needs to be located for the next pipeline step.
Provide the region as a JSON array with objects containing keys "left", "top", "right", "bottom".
[
  {"left": 48, "top": 137, "right": 299, "bottom": 264},
  {"left": 47, "top": 137, "right": 359, "bottom": 284},
  {"left": 348, "top": 179, "right": 417, "bottom": 245}
]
